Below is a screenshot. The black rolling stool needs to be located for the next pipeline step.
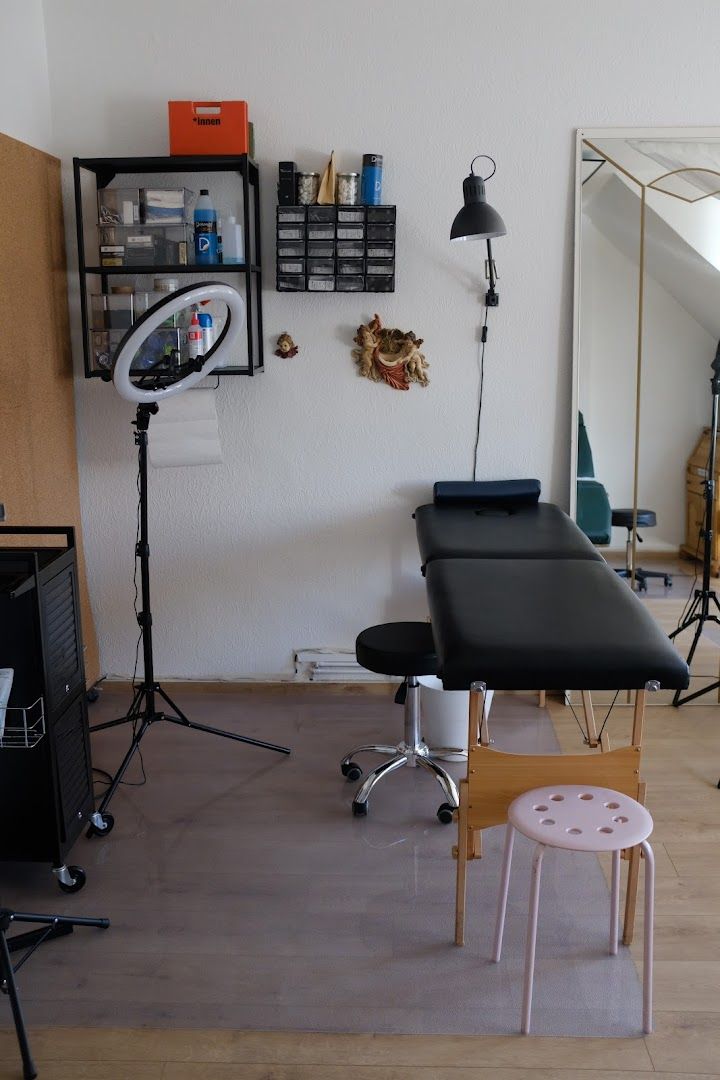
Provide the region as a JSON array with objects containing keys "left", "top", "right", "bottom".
[
  {"left": 340, "top": 622, "right": 461, "bottom": 823},
  {"left": 612, "top": 508, "right": 672, "bottom": 591}
]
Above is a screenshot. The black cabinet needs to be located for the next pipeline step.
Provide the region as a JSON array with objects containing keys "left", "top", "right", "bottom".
[
  {"left": 73, "top": 154, "right": 264, "bottom": 379},
  {"left": 0, "top": 528, "right": 93, "bottom": 891}
]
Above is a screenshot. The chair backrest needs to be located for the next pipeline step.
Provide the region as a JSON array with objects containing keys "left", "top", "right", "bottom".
[{"left": 577, "top": 411, "right": 595, "bottom": 478}]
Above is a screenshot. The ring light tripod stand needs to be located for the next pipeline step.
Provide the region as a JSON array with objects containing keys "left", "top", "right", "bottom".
[
  {"left": 87, "top": 283, "right": 290, "bottom": 838},
  {"left": 669, "top": 343, "right": 720, "bottom": 709}
]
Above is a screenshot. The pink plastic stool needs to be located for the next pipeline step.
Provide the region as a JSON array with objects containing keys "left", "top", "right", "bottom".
[{"left": 492, "top": 784, "right": 655, "bottom": 1035}]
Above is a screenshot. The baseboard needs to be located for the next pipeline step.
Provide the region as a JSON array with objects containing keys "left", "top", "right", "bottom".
[{"left": 100, "top": 678, "right": 397, "bottom": 695}]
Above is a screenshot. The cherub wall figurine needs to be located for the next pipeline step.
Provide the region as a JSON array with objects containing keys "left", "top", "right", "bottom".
[
  {"left": 352, "top": 314, "right": 429, "bottom": 390},
  {"left": 275, "top": 332, "right": 298, "bottom": 358}
]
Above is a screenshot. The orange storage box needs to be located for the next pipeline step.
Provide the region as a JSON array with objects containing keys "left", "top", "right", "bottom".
[{"left": 168, "top": 100, "right": 249, "bottom": 156}]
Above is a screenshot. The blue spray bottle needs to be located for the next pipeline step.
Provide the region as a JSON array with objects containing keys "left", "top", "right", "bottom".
[{"left": 194, "top": 189, "right": 218, "bottom": 264}]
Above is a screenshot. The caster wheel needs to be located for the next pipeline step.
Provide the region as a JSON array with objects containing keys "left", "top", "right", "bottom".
[
  {"left": 86, "top": 686, "right": 101, "bottom": 704},
  {"left": 665, "top": 577, "right": 673, "bottom": 587},
  {"left": 341, "top": 761, "right": 363, "bottom": 782},
  {"left": 86, "top": 812, "right": 114, "bottom": 839},
  {"left": 352, "top": 800, "right": 368, "bottom": 817},
  {"left": 437, "top": 802, "right": 456, "bottom": 825},
  {"left": 58, "top": 866, "right": 86, "bottom": 894}
]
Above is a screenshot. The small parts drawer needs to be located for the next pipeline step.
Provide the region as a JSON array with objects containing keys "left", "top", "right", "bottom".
[{"left": 276, "top": 203, "right": 396, "bottom": 292}]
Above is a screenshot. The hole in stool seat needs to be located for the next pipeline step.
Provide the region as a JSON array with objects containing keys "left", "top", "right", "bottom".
[
  {"left": 579, "top": 793, "right": 594, "bottom": 800},
  {"left": 540, "top": 818, "right": 555, "bottom": 826},
  {"left": 605, "top": 801, "right": 620, "bottom": 809},
  {"left": 533, "top": 804, "right": 548, "bottom": 812},
  {"left": 549, "top": 794, "right": 565, "bottom": 802},
  {"left": 597, "top": 826, "right": 614, "bottom": 834},
  {"left": 566, "top": 827, "right": 582, "bottom": 835},
  {"left": 613, "top": 815, "right": 629, "bottom": 824}
]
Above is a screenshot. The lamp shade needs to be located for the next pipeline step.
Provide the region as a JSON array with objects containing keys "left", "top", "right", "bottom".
[{"left": 451, "top": 171, "right": 507, "bottom": 242}]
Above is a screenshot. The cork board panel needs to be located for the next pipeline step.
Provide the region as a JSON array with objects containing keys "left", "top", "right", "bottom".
[{"left": 0, "top": 131, "right": 99, "bottom": 685}]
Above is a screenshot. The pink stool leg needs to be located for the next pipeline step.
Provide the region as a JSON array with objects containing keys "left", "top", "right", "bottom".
[
  {"left": 641, "top": 839, "right": 655, "bottom": 1034},
  {"left": 521, "top": 843, "right": 545, "bottom": 1034},
  {"left": 610, "top": 848, "right": 621, "bottom": 956},
  {"left": 493, "top": 824, "right": 515, "bottom": 962}
]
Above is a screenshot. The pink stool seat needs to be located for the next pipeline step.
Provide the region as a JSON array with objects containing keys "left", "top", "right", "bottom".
[
  {"left": 494, "top": 784, "right": 655, "bottom": 1036},
  {"left": 508, "top": 784, "right": 653, "bottom": 851}
]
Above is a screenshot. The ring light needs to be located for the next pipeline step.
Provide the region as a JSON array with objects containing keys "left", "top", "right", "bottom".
[{"left": 112, "top": 281, "right": 245, "bottom": 403}]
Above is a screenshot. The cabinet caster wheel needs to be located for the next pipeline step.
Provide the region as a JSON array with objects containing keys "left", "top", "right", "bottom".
[
  {"left": 58, "top": 866, "right": 86, "bottom": 894},
  {"left": 437, "top": 802, "right": 456, "bottom": 825},
  {"left": 352, "top": 800, "right": 368, "bottom": 817},
  {"left": 86, "top": 812, "right": 114, "bottom": 839},
  {"left": 86, "top": 686, "right": 101, "bottom": 704},
  {"left": 664, "top": 577, "right": 672, "bottom": 587},
  {"left": 341, "top": 761, "right": 363, "bottom": 782}
]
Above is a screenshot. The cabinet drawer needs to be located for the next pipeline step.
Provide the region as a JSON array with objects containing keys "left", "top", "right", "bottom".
[
  {"left": 52, "top": 692, "right": 93, "bottom": 844},
  {"left": 40, "top": 562, "right": 84, "bottom": 714}
]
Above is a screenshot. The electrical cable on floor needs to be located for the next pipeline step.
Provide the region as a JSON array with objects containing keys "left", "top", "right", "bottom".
[{"left": 472, "top": 305, "right": 491, "bottom": 482}]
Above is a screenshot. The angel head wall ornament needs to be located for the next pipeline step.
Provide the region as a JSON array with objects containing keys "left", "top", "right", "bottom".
[
  {"left": 275, "top": 332, "right": 298, "bottom": 358},
  {"left": 351, "top": 314, "right": 429, "bottom": 390}
]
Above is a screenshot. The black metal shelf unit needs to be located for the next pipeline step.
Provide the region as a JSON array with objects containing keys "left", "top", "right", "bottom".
[{"left": 73, "top": 154, "right": 264, "bottom": 378}]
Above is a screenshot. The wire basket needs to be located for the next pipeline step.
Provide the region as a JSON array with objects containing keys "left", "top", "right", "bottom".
[{"left": 0, "top": 698, "right": 45, "bottom": 748}]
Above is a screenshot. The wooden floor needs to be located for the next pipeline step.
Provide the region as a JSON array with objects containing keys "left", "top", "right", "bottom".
[{"left": 3, "top": 582, "right": 720, "bottom": 1078}]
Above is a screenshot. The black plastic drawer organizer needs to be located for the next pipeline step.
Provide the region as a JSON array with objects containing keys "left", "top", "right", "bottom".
[{"left": 276, "top": 204, "right": 395, "bottom": 293}]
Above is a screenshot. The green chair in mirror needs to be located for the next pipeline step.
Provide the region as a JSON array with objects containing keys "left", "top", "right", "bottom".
[
  {"left": 576, "top": 413, "right": 672, "bottom": 591},
  {"left": 576, "top": 412, "right": 612, "bottom": 546}
]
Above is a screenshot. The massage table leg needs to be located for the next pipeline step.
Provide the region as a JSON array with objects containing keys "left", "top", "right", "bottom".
[
  {"left": 538, "top": 690, "right": 546, "bottom": 708},
  {"left": 455, "top": 779, "right": 469, "bottom": 945}
]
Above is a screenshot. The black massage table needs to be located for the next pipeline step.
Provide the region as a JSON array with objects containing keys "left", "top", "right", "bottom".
[{"left": 415, "top": 480, "right": 689, "bottom": 946}]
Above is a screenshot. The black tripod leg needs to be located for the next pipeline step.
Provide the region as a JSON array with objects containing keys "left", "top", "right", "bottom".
[
  {"left": 90, "top": 685, "right": 145, "bottom": 734},
  {"left": 0, "top": 928, "right": 37, "bottom": 1080},
  {"left": 93, "top": 716, "right": 153, "bottom": 817},
  {"left": 157, "top": 687, "right": 291, "bottom": 755},
  {"left": 672, "top": 619, "right": 707, "bottom": 706}
]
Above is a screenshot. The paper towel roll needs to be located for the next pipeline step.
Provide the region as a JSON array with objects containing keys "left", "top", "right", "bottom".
[{"left": 149, "top": 389, "right": 223, "bottom": 468}]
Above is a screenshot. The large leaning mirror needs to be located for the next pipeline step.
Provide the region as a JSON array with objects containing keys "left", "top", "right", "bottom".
[{"left": 572, "top": 128, "right": 720, "bottom": 590}]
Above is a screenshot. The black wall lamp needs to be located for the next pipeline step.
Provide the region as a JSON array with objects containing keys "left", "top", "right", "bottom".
[{"left": 450, "top": 155, "right": 506, "bottom": 306}]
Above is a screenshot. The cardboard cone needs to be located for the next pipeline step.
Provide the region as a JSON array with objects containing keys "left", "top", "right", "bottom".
[{"left": 317, "top": 150, "right": 337, "bottom": 204}]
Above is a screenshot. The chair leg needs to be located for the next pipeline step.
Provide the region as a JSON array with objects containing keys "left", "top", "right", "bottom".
[
  {"left": 416, "top": 754, "right": 459, "bottom": 808},
  {"left": 455, "top": 779, "right": 469, "bottom": 946},
  {"left": 623, "top": 844, "right": 642, "bottom": 946},
  {"left": 352, "top": 755, "right": 407, "bottom": 809},
  {"left": 521, "top": 843, "right": 545, "bottom": 1035},
  {"left": 341, "top": 745, "right": 399, "bottom": 767},
  {"left": 641, "top": 840, "right": 655, "bottom": 1034},
  {"left": 493, "top": 823, "right": 515, "bottom": 962},
  {"left": 610, "top": 848, "right": 621, "bottom": 956}
]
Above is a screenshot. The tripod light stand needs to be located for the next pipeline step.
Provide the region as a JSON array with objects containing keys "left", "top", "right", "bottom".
[
  {"left": 669, "top": 343, "right": 720, "bottom": 708},
  {"left": 87, "top": 282, "right": 290, "bottom": 838}
]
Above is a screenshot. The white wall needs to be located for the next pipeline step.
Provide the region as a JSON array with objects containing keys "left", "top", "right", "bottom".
[
  {"left": 38, "top": 0, "right": 720, "bottom": 678},
  {"left": 0, "top": 1, "right": 51, "bottom": 152}
]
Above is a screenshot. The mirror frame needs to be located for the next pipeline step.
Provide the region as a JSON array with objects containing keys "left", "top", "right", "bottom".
[{"left": 570, "top": 126, "right": 720, "bottom": 573}]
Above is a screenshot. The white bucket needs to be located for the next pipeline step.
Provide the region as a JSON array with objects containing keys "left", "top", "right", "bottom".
[{"left": 419, "top": 677, "right": 495, "bottom": 759}]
